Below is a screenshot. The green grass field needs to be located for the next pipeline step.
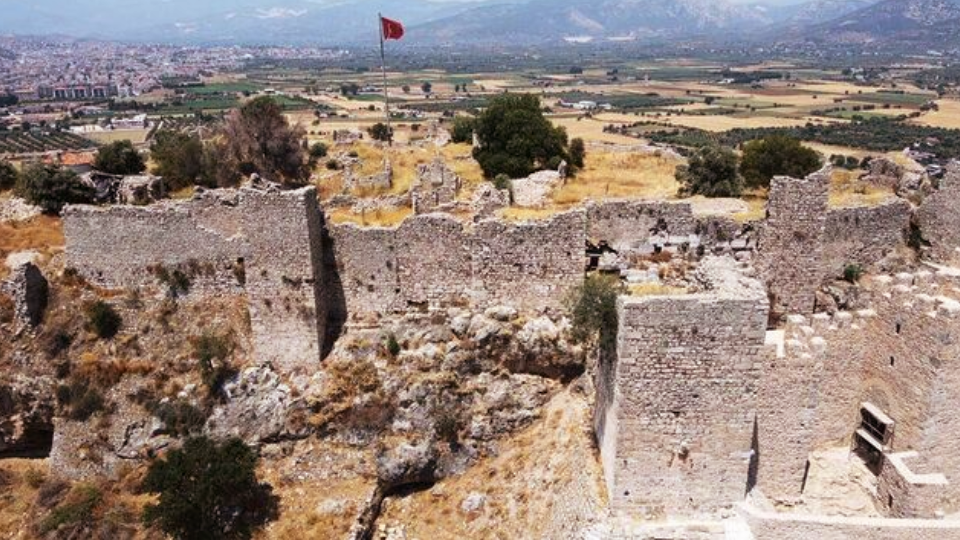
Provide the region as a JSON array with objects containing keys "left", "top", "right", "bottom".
[{"left": 184, "top": 82, "right": 262, "bottom": 95}]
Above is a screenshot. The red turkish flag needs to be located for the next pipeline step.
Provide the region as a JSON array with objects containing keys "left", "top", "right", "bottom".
[{"left": 381, "top": 16, "right": 404, "bottom": 41}]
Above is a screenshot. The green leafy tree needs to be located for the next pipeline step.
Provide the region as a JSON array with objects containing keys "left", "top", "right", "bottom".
[
  {"left": 569, "top": 137, "right": 586, "bottom": 169},
  {"left": 94, "top": 140, "right": 146, "bottom": 175},
  {"left": 472, "top": 93, "right": 570, "bottom": 179},
  {"left": 450, "top": 116, "right": 476, "bottom": 144},
  {"left": 565, "top": 274, "right": 624, "bottom": 350},
  {"left": 367, "top": 122, "right": 393, "bottom": 143},
  {"left": 421, "top": 81, "right": 433, "bottom": 94},
  {"left": 740, "top": 135, "right": 821, "bottom": 189},
  {"left": 220, "top": 97, "right": 308, "bottom": 186},
  {"left": 676, "top": 145, "right": 743, "bottom": 198},
  {"left": 142, "top": 437, "right": 277, "bottom": 540},
  {"left": 16, "top": 164, "right": 95, "bottom": 214},
  {"left": 0, "top": 159, "right": 17, "bottom": 191},
  {"left": 151, "top": 131, "right": 204, "bottom": 190}
]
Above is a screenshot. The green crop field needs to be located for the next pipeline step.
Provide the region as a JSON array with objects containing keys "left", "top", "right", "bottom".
[{"left": 0, "top": 131, "right": 98, "bottom": 154}]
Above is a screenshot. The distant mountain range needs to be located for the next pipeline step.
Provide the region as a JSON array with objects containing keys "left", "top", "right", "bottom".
[{"left": 1, "top": 0, "right": 959, "bottom": 53}]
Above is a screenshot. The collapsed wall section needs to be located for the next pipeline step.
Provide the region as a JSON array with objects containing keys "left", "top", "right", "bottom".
[
  {"left": 586, "top": 200, "right": 695, "bottom": 249},
  {"left": 757, "top": 171, "right": 830, "bottom": 315},
  {"left": 598, "top": 257, "right": 769, "bottom": 517}
]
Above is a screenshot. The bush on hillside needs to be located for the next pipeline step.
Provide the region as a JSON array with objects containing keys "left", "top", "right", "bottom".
[
  {"left": 16, "top": 164, "right": 95, "bottom": 214},
  {"left": 141, "top": 437, "right": 278, "bottom": 540},
  {"left": 472, "top": 93, "right": 570, "bottom": 179},
  {"left": 94, "top": 140, "right": 146, "bottom": 175},
  {"left": 740, "top": 135, "right": 821, "bottom": 189}
]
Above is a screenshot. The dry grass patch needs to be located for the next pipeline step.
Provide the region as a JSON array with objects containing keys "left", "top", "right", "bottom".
[
  {"left": 327, "top": 206, "right": 413, "bottom": 227},
  {"left": 627, "top": 283, "right": 688, "bottom": 296},
  {"left": 554, "top": 151, "right": 680, "bottom": 205},
  {"left": 913, "top": 99, "right": 960, "bottom": 129},
  {"left": 0, "top": 215, "right": 64, "bottom": 279},
  {"left": 828, "top": 168, "right": 894, "bottom": 208}
]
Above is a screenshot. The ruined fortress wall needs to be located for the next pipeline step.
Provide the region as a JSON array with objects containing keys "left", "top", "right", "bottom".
[
  {"left": 917, "top": 162, "right": 960, "bottom": 265},
  {"left": 62, "top": 194, "right": 246, "bottom": 290},
  {"left": 605, "top": 260, "right": 769, "bottom": 516},
  {"left": 327, "top": 211, "right": 585, "bottom": 318},
  {"left": 586, "top": 200, "right": 694, "bottom": 248},
  {"left": 240, "top": 187, "right": 326, "bottom": 373},
  {"left": 757, "top": 172, "right": 829, "bottom": 315},
  {"left": 471, "top": 210, "right": 585, "bottom": 312},
  {"left": 822, "top": 199, "right": 910, "bottom": 278}
]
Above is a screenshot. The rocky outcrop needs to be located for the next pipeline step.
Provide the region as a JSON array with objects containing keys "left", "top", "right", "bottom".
[
  {"left": 0, "top": 197, "right": 42, "bottom": 223},
  {"left": 206, "top": 364, "right": 310, "bottom": 444}
]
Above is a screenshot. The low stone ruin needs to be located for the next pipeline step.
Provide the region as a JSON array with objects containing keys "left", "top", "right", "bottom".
[
  {"left": 411, "top": 158, "right": 462, "bottom": 214},
  {"left": 80, "top": 171, "right": 163, "bottom": 205},
  {"left": 1, "top": 252, "right": 48, "bottom": 329},
  {"left": 344, "top": 162, "right": 393, "bottom": 192}
]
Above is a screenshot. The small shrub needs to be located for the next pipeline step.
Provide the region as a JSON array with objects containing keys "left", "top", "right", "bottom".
[
  {"left": 141, "top": 437, "right": 278, "bottom": 540},
  {"left": 150, "top": 400, "right": 207, "bottom": 437},
  {"left": 57, "top": 379, "right": 106, "bottom": 421},
  {"left": 492, "top": 174, "right": 511, "bottom": 192},
  {"left": 152, "top": 265, "right": 192, "bottom": 298},
  {"left": 192, "top": 332, "right": 235, "bottom": 395},
  {"left": 325, "top": 159, "right": 341, "bottom": 171},
  {"left": 44, "top": 330, "right": 74, "bottom": 359},
  {"left": 24, "top": 468, "right": 47, "bottom": 489},
  {"left": 386, "top": 334, "right": 401, "bottom": 357},
  {"left": 844, "top": 264, "right": 864, "bottom": 283},
  {"left": 39, "top": 484, "right": 103, "bottom": 534},
  {"left": 308, "top": 142, "right": 328, "bottom": 160},
  {"left": 85, "top": 301, "right": 122, "bottom": 339}
]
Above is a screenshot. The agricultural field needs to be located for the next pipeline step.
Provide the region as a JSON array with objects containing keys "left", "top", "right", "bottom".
[{"left": 0, "top": 131, "right": 97, "bottom": 155}]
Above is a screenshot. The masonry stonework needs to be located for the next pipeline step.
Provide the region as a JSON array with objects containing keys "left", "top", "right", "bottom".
[
  {"left": 596, "top": 257, "right": 770, "bottom": 518},
  {"left": 757, "top": 170, "right": 830, "bottom": 315}
]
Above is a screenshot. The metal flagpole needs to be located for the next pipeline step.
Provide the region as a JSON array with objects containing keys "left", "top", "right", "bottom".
[{"left": 378, "top": 13, "right": 392, "bottom": 150}]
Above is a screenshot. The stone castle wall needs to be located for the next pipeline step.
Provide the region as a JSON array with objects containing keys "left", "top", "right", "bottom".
[
  {"left": 598, "top": 258, "right": 770, "bottom": 517},
  {"left": 63, "top": 187, "right": 326, "bottom": 373},
  {"left": 62, "top": 190, "right": 247, "bottom": 291},
  {"left": 740, "top": 502, "right": 960, "bottom": 540},
  {"left": 760, "top": 271, "right": 960, "bottom": 517},
  {"left": 327, "top": 210, "right": 585, "bottom": 319},
  {"left": 586, "top": 200, "right": 695, "bottom": 248}
]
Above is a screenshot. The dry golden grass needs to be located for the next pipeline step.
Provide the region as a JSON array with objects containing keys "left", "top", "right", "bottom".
[
  {"left": 913, "top": 99, "right": 960, "bottom": 129},
  {"left": 327, "top": 206, "right": 413, "bottom": 227},
  {"left": 654, "top": 114, "right": 816, "bottom": 132},
  {"left": 85, "top": 129, "right": 150, "bottom": 145},
  {"left": 828, "top": 168, "right": 894, "bottom": 208},
  {"left": 627, "top": 283, "right": 688, "bottom": 296},
  {"left": 551, "top": 116, "right": 640, "bottom": 144},
  {"left": 0, "top": 215, "right": 64, "bottom": 280},
  {"left": 341, "top": 142, "right": 485, "bottom": 199},
  {"left": 0, "top": 459, "right": 47, "bottom": 537},
  {"left": 554, "top": 151, "right": 681, "bottom": 204}
]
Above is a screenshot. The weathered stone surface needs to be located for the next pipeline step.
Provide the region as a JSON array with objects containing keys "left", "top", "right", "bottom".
[
  {"left": 470, "top": 182, "right": 509, "bottom": 217},
  {"left": 511, "top": 170, "right": 562, "bottom": 208},
  {"left": 1, "top": 255, "right": 49, "bottom": 328},
  {"left": 0, "top": 197, "right": 41, "bottom": 223},
  {"left": 206, "top": 364, "right": 309, "bottom": 444}
]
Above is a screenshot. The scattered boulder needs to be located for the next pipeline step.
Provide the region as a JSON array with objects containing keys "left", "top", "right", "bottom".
[
  {"left": 461, "top": 492, "right": 486, "bottom": 513},
  {"left": 117, "top": 175, "right": 163, "bottom": 205},
  {"left": 376, "top": 438, "right": 438, "bottom": 492},
  {"left": 0, "top": 197, "right": 42, "bottom": 223}
]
